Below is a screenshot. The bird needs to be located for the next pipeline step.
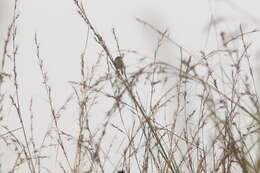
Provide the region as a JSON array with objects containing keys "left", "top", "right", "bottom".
[{"left": 114, "top": 56, "right": 125, "bottom": 75}]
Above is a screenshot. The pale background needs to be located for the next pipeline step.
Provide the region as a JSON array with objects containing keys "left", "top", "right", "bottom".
[{"left": 1, "top": 0, "right": 260, "bottom": 172}]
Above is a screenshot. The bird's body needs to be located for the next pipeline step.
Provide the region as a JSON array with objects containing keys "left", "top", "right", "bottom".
[{"left": 114, "top": 56, "right": 125, "bottom": 75}]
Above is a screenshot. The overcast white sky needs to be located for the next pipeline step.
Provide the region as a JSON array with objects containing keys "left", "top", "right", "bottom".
[
  {"left": 1, "top": 0, "right": 260, "bottom": 172},
  {"left": 0, "top": 0, "right": 259, "bottom": 94}
]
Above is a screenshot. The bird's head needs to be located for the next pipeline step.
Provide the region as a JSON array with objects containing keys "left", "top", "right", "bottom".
[{"left": 115, "top": 56, "right": 123, "bottom": 61}]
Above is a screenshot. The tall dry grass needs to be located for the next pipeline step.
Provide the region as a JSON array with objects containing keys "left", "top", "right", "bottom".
[{"left": 0, "top": 0, "right": 260, "bottom": 172}]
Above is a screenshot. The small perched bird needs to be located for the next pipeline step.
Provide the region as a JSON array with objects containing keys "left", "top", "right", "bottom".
[{"left": 114, "top": 56, "right": 125, "bottom": 75}]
